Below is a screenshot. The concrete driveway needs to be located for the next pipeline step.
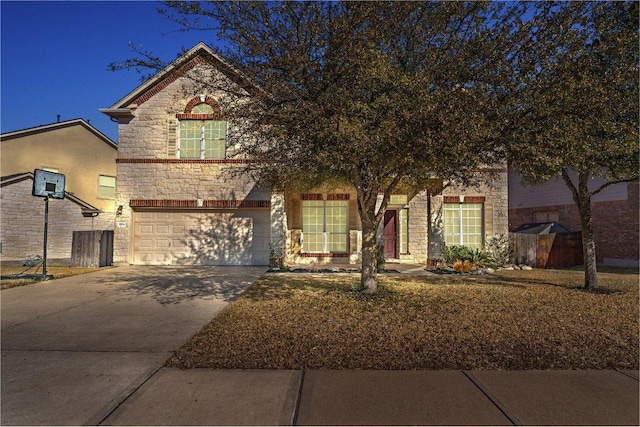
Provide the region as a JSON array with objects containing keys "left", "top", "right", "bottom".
[{"left": 0, "top": 265, "right": 265, "bottom": 426}]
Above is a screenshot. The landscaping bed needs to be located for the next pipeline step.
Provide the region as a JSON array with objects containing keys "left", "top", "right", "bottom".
[{"left": 168, "top": 268, "right": 639, "bottom": 370}]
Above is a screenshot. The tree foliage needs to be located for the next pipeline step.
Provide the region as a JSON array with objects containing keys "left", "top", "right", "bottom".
[
  {"left": 506, "top": 1, "right": 639, "bottom": 289},
  {"left": 152, "top": 1, "right": 517, "bottom": 293},
  {"left": 110, "top": 1, "right": 637, "bottom": 292}
]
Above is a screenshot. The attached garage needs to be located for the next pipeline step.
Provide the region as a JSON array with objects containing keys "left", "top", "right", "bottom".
[{"left": 132, "top": 210, "right": 269, "bottom": 265}]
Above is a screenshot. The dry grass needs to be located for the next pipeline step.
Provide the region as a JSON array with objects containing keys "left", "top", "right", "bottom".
[
  {"left": 168, "top": 268, "right": 639, "bottom": 370},
  {"left": 0, "top": 265, "right": 103, "bottom": 289}
]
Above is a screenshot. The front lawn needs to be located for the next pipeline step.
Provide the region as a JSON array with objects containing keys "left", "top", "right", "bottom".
[{"left": 168, "top": 269, "right": 639, "bottom": 370}]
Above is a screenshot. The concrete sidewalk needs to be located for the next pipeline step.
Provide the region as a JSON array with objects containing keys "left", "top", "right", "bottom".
[
  {"left": 102, "top": 368, "right": 639, "bottom": 426},
  {"left": 3, "top": 266, "right": 638, "bottom": 426}
]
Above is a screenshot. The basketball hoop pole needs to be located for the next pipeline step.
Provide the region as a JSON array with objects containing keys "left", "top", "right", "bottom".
[{"left": 42, "top": 196, "right": 48, "bottom": 280}]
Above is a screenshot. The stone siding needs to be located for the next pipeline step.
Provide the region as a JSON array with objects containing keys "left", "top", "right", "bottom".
[
  {"left": 113, "top": 64, "right": 265, "bottom": 265},
  {"left": 405, "top": 191, "right": 429, "bottom": 262},
  {"left": 430, "top": 170, "right": 509, "bottom": 261},
  {"left": 110, "top": 52, "right": 511, "bottom": 266}
]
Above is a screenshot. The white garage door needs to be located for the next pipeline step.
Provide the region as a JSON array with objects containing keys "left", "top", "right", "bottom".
[{"left": 133, "top": 210, "right": 269, "bottom": 265}]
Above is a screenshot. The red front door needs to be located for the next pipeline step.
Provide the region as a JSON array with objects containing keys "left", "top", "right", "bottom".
[{"left": 383, "top": 210, "right": 397, "bottom": 259}]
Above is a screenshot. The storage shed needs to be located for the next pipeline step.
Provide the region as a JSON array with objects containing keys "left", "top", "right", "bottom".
[{"left": 510, "top": 223, "right": 583, "bottom": 268}]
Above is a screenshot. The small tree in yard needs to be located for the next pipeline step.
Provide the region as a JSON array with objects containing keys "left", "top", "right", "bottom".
[
  {"left": 506, "top": 2, "right": 639, "bottom": 290},
  {"left": 113, "top": 2, "right": 519, "bottom": 293}
]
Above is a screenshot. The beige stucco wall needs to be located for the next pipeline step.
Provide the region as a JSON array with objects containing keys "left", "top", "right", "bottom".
[
  {"left": 1, "top": 122, "right": 117, "bottom": 214},
  {"left": 0, "top": 178, "right": 115, "bottom": 262}
]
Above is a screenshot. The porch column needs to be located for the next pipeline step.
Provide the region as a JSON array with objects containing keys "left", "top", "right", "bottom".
[{"left": 270, "top": 192, "right": 286, "bottom": 259}]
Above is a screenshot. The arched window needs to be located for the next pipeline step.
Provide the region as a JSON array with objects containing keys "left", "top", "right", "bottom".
[{"left": 177, "top": 98, "right": 227, "bottom": 159}]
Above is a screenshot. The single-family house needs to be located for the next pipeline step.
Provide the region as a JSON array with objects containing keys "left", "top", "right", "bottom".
[
  {"left": 509, "top": 170, "right": 639, "bottom": 268},
  {"left": 0, "top": 119, "right": 117, "bottom": 262},
  {"left": 101, "top": 42, "right": 508, "bottom": 266}
]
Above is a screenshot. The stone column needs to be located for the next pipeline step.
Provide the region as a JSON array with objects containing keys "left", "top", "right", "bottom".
[{"left": 270, "top": 192, "right": 286, "bottom": 260}]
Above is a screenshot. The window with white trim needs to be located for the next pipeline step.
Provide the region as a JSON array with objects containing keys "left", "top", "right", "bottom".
[
  {"left": 302, "top": 200, "right": 348, "bottom": 253},
  {"left": 98, "top": 175, "right": 116, "bottom": 198},
  {"left": 443, "top": 202, "right": 483, "bottom": 249},
  {"left": 179, "top": 103, "right": 227, "bottom": 159}
]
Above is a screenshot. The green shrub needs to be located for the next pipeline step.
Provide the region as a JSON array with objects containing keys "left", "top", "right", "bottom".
[
  {"left": 484, "top": 235, "right": 511, "bottom": 267},
  {"left": 442, "top": 245, "right": 475, "bottom": 265},
  {"left": 442, "top": 244, "right": 494, "bottom": 269}
]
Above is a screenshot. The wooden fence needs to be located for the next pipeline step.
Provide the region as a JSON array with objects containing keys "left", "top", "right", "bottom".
[
  {"left": 71, "top": 230, "right": 114, "bottom": 267},
  {"left": 509, "top": 232, "right": 583, "bottom": 269}
]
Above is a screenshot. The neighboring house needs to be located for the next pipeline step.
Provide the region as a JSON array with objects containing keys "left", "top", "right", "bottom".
[
  {"left": 0, "top": 173, "right": 105, "bottom": 261},
  {"left": 509, "top": 170, "right": 639, "bottom": 267},
  {"left": 0, "top": 119, "right": 117, "bottom": 262},
  {"left": 101, "top": 42, "right": 508, "bottom": 266}
]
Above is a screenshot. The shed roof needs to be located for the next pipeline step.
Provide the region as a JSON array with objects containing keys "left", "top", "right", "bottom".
[{"left": 512, "top": 222, "right": 572, "bottom": 234}]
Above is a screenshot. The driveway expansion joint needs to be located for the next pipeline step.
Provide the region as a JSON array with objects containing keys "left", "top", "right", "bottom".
[{"left": 94, "top": 364, "right": 165, "bottom": 426}]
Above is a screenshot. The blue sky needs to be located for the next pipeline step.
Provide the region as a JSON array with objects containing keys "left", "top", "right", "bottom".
[{"left": 1, "top": 1, "right": 220, "bottom": 142}]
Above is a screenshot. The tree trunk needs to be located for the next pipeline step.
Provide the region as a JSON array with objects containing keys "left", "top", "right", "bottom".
[
  {"left": 577, "top": 196, "right": 599, "bottom": 290},
  {"left": 360, "top": 217, "right": 379, "bottom": 294},
  {"left": 562, "top": 170, "right": 599, "bottom": 290}
]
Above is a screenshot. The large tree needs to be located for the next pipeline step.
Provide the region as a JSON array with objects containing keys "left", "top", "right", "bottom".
[
  {"left": 506, "top": 1, "right": 639, "bottom": 290},
  {"left": 115, "top": 2, "right": 517, "bottom": 293}
]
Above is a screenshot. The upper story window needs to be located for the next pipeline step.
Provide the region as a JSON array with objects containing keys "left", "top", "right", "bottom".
[
  {"left": 176, "top": 98, "right": 227, "bottom": 160},
  {"left": 98, "top": 175, "right": 116, "bottom": 198}
]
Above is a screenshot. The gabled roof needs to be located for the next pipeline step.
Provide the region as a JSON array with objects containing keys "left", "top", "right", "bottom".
[
  {"left": 100, "top": 42, "right": 260, "bottom": 119},
  {"left": 1, "top": 172, "right": 102, "bottom": 215},
  {"left": 0, "top": 118, "right": 117, "bottom": 149}
]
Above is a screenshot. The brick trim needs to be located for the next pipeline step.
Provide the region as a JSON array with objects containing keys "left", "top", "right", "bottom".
[
  {"left": 470, "top": 168, "right": 508, "bottom": 173},
  {"left": 129, "top": 199, "right": 271, "bottom": 209},
  {"left": 116, "top": 158, "right": 252, "bottom": 164},
  {"left": 176, "top": 96, "right": 226, "bottom": 120},
  {"left": 176, "top": 113, "right": 221, "bottom": 120},
  {"left": 300, "top": 193, "right": 350, "bottom": 201},
  {"left": 301, "top": 193, "right": 323, "bottom": 201},
  {"left": 299, "top": 253, "right": 350, "bottom": 258},
  {"left": 443, "top": 196, "right": 486, "bottom": 203},
  {"left": 327, "top": 194, "right": 350, "bottom": 201},
  {"left": 133, "top": 56, "right": 204, "bottom": 106},
  {"left": 184, "top": 96, "right": 222, "bottom": 114}
]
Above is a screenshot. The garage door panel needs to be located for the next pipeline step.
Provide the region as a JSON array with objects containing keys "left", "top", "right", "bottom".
[
  {"left": 133, "top": 210, "right": 269, "bottom": 266},
  {"left": 138, "top": 239, "right": 153, "bottom": 249},
  {"left": 138, "top": 225, "right": 153, "bottom": 234}
]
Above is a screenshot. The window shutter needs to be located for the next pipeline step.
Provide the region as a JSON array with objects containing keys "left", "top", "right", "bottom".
[{"left": 167, "top": 120, "right": 178, "bottom": 158}]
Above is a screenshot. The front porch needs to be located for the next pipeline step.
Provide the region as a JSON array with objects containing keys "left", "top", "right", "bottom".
[{"left": 269, "top": 189, "right": 432, "bottom": 267}]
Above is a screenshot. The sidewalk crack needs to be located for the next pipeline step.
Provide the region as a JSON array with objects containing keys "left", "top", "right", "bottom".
[
  {"left": 292, "top": 369, "right": 306, "bottom": 426},
  {"left": 463, "top": 370, "right": 520, "bottom": 426}
]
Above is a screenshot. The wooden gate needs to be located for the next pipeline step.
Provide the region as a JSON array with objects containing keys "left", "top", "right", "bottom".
[{"left": 71, "top": 230, "right": 114, "bottom": 267}]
